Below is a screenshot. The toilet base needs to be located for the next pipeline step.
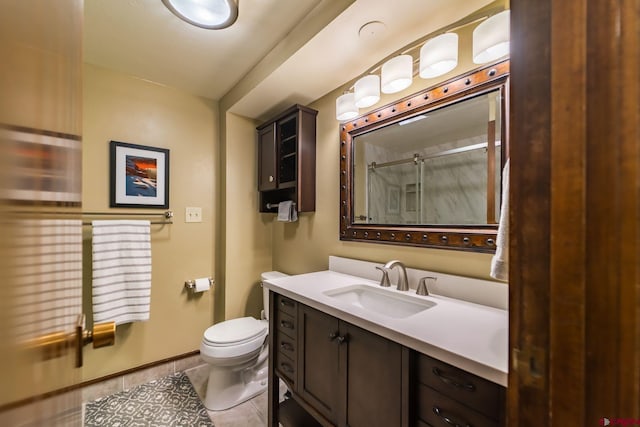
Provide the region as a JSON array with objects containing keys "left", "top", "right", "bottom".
[{"left": 203, "top": 361, "right": 268, "bottom": 411}]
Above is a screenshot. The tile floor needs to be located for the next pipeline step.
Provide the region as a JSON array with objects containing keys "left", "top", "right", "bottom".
[
  {"left": 0, "top": 355, "right": 274, "bottom": 426},
  {"left": 184, "top": 363, "right": 269, "bottom": 426}
]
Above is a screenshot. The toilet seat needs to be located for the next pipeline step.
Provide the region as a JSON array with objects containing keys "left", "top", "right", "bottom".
[
  {"left": 201, "top": 317, "right": 267, "bottom": 360},
  {"left": 203, "top": 317, "right": 267, "bottom": 346}
]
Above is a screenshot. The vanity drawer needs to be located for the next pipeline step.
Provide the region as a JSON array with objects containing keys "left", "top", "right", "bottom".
[
  {"left": 275, "top": 351, "right": 296, "bottom": 385},
  {"left": 276, "top": 332, "right": 297, "bottom": 362},
  {"left": 276, "top": 310, "right": 297, "bottom": 337},
  {"left": 417, "top": 384, "right": 499, "bottom": 427},
  {"left": 417, "top": 354, "right": 502, "bottom": 419},
  {"left": 275, "top": 294, "right": 297, "bottom": 317}
]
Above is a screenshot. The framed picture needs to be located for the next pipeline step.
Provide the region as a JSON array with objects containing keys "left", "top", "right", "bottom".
[
  {"left": 0, "top": 126, "right": 82, "bottom": 204},
  {"left": 110, "top": 141, "right": 169, "bottom": 208}
]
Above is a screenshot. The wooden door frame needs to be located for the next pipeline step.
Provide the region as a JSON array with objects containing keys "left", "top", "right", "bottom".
[{"left": 509, "top": 0, "right": 640, "bottom": 425}]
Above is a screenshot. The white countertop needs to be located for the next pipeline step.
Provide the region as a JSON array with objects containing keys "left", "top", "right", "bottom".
[{"left": 264, "top": 270, "right": 508, "bottom": 387}]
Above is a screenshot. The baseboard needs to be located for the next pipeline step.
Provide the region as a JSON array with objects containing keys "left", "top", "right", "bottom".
[{"left": 0, "top": 350, "right": 201, "bottom": 412}]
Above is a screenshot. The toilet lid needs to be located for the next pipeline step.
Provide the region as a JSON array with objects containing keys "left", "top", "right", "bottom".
[{"left": 203, "top": 317, "right": 267, "bottom": 345}]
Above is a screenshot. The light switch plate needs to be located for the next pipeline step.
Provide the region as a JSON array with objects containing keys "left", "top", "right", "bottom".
[{"left": 185, "top": 207, "right": 202, "bottom": 223}]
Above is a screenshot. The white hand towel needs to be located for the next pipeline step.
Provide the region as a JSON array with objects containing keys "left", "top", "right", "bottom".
[
  {"left": 490, "top": 160, "right": 509, "bottom": 281},
  {"left": 92, "top": 220, "right": 151, "bottom": 325},
  {"left": 277, "top": 201, "right": 298, "bottom": 222}
]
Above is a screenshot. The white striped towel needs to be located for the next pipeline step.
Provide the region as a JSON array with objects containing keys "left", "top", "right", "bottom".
[
  {"left": 10, "top": 219, "right": 83, "bottom": 342},
  {"left": 92, "top": 220, "right": 152, "bottom": 325}
]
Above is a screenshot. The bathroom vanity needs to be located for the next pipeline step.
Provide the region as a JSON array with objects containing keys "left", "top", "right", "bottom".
[{"left": 264, "top": 257, "right": 508, "bottom": 427}]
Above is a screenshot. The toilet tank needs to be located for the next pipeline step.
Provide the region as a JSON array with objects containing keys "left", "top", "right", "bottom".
[{"left": 261, "top": 271, "right": 289, "bottom": 320}]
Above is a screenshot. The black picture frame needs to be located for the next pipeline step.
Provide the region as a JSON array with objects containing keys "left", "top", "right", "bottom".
[{"left": 109, "top": 141, "right": 170, "bottom": 208}]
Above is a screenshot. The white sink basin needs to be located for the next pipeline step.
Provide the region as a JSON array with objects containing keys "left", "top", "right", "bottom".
[{"left": 323, "top": 284, "right": 436, "bottom": 319}]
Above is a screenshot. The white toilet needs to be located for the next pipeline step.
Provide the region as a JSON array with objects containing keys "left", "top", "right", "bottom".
[{"left": 200, "top": 271, "right": 288, "bottom": 411}]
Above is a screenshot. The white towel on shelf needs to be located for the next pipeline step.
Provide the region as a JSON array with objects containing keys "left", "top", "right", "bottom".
[
  {"left": 92, "top": 220, "right": 152, "bottom": 325},
  {"left": 490, "top": 160, "right": 509, "bottom": 281},
  {"left": 277, "top": 201, "right": 298, "bottom": 222}
]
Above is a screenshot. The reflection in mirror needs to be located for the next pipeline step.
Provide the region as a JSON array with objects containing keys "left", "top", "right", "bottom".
[
  {"left": 353, "top": 89, "right": 502, "bottom": 226},
  {"left": 340, "top": 61, "right": 509, "bottom": 252}
]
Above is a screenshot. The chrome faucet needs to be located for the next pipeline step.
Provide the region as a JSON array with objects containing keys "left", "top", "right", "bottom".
[
  {"left": 375, "top": 266, "right": 391, "bottom": 287},
  {"left": 383, "top": 260, "right": 409, "bottom": 291}
]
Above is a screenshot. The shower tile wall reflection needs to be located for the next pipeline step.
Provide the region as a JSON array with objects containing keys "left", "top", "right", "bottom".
[
  {"left": 352, "top": 88, "right": 503, "bottom": 226},
  {"left": 365, "top": 137, "right": 497, "bottom": 225}
]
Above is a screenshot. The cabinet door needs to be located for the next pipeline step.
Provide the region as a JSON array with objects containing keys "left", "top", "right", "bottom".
[
  {"left": 258, "top": 123, "right": 277, "bottom": 191},
  {"left": 298, "top": 305, "right": 340, "bottom": 425},
  {"left": 341, "top": 323, "right": 404, "bottom": 427}
]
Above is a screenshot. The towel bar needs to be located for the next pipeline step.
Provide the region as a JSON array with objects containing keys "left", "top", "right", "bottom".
[{"left": 265, "top": 202, "right": 296, "bottom": 210}]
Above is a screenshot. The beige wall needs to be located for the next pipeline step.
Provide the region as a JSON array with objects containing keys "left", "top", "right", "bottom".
[
  {"left": 272, "top": 24, "right": 498, "bottom": 280},
  {"left": 222, "top": 112, "right": 273, "bottom": 319},
  {"left": 82, "top": 64, "right": 217, "bottom": 381}
]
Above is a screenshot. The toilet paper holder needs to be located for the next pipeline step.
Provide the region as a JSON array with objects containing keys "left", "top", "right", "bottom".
[{"left": 184, "top": 278, "right": 215, "bottom": 291}]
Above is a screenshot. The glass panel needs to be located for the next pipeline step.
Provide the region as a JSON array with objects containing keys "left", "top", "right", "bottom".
[{"left": 352, "top": 88, "right": 502, "bottom": 226}]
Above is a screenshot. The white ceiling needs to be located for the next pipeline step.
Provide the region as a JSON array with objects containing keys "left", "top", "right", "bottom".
[{"left": 84, "top": 0, "right": 494, "bottom": 121}]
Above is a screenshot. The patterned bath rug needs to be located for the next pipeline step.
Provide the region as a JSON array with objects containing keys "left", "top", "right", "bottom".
[{"left": 85, "top": 372, "right": 213, "bottom": 426}]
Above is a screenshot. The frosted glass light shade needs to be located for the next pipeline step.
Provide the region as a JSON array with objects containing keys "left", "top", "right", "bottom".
[
  {"left": 336, "top": 93, "right": 359, "bottom": 121},
  {"left": 162, "top": 0, "right": 238, "bottom": 29},
  {"left": 354, "top": 75, "right": 380, "bottom": 108},
  {"left": 473, "top": 10, "right": 510, "bottom": 64},
  {"left": 381, "top": 55, "right": 413, "bottom": 94},
  {"left": 419, "top": 33, "right": 458, "bottom": 79}
]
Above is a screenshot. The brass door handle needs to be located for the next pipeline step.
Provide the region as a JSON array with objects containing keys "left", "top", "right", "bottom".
[
  {"left": 23, "top": 314, "right": 116, "bottom": 368},
  {"left": 76, "top": 314, "right": 116, "bottom": 367}
]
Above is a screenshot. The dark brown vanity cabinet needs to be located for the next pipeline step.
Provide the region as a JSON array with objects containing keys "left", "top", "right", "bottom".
[
  {"left": 270, "top": 295, "right": 405, "bottom": 427},
  {"left": 268, "top": 291, "right": 505, "bottom": 427},
  {"left": 297, "top": 305, "right": 406, "bottom": 427},
  {"left": 415, "top": 354, "right": 505, "bottom": 427},
  {"left": 257, "top": 104, "right": 317, "bottom": 213}
]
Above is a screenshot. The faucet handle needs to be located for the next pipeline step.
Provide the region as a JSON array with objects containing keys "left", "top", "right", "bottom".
[
  {"left": 375, "top": 266, "right": 391, "bottom": 287},
  {"left": 417, "top": 276, "right": 437, "bottom": 296}
]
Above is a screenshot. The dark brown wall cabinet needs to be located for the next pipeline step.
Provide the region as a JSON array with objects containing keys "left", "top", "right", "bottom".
[
  {"left": 257, "top": 104, "right": 318, "bottom": 213},
  {"left": 268, "top": 291, "right": 505, "bottom": 427}
]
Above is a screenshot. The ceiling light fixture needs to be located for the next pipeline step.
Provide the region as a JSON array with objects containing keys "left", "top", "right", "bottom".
[
  {"left": 162, "top": 0, "right": 238, "bottom": 30},
  {"left": 472, "top": 10, "right": 510, "bottom": 64},
  {"left": 419, "top": 33, "right": 458, "bottom": 79},
  {"left": 381, "top": 55, "right": 413, "bottom": 94},
  {"left": 354, "top": 75, "right": 381, "bottom": 108},
  {"left": 336, "top": 92, "right": 359, "bottom": 121}
]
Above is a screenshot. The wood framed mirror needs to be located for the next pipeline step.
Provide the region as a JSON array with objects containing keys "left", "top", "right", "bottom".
[{"left": 339, "top": 60, "right": 509, "bottom": 253}]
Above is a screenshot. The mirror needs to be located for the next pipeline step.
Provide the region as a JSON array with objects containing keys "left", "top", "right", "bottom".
[{"left": 339, "top": 61, "right": 509, "bottom": 252}]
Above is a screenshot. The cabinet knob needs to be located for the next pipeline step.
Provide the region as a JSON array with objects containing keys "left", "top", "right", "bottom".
[{"left": 269, "top": 175, "right": 274, "bottom": 182}]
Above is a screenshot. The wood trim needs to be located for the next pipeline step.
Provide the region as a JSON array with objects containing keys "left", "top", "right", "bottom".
[
  {"left": 511, "top": 0, "right": 640, "bottom": 424},
  {"left": 549, "top": 0, "right": 587, "bottom": 425},
  {"left": 486, "top": 120, "right": 497, "bottom": 224},
  {"left": 509, "top": 0, "right": 552, "bottom": 425},
  {"left": 0, "top": 350, "right": 200, "bottom": 412},
  {"left": 339, "top": 61, "right": 509, "bottom": 253},
  {"left": 616, "top": 0, "right": 640, "bottom": 414},
  {"left": 584, "top": 0, "right": 640, "bottom": 420}
]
